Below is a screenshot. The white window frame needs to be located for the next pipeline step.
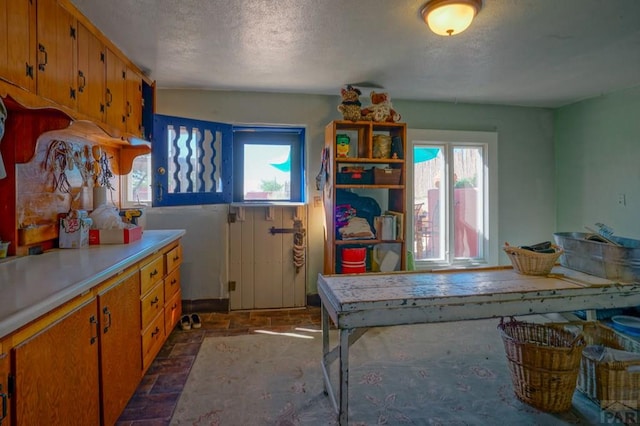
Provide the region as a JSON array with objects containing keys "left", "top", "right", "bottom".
[{"left": 407, "top": 128, "right": 499, "bottom": 269}]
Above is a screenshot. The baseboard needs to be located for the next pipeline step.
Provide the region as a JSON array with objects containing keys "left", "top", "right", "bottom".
[
  {"left": 182, "top": 294, "right": 320, "bottom": 313},
  {"left": 306, "top": 294, "right": 321, "bottom": 307},
  {"left": 182, "top": 298, "right": 229, "bottom": 313}
]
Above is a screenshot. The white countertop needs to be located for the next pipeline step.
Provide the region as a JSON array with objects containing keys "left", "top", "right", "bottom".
[{"left": 0, "top": 229, "right": 185, "bottom": 340}]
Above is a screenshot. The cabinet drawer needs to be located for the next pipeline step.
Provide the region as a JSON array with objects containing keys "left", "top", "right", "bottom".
[
  {"left": 165, "top": 289, "right": 182, "bottom": 335},
  {"left": 166, "top": 245, "right": 182, "bottom": 273},
  {"left": 140, "top": 255, "right": 164, "bottom": 295},
  {"left": 141, "top": 281, "right": 164, "bottom": 330},
  {"left": 141, "top": 312, "right": 164, "bottom": 372},
  {"left": 164, "top": 267, "right": 181, "bottom": 301}
]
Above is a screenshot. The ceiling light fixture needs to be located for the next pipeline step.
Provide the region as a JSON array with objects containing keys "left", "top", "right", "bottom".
[{"left": 421, "top": 0, "right": 482, "bottom": 36}]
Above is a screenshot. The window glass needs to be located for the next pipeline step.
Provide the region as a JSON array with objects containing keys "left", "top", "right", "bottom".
[
  {"left": 408, "top": 129, "right": 498, "bottom": 268},
  {"left": 243, "top": 144, "right": 291, "bottom": 200},
  {"left": 232, "top": 127, "right": 305, "bottom": 203}
]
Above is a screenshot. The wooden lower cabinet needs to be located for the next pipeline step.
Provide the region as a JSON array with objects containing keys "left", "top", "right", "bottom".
[
  {"left": 0, "top": 350, "right": 9, "bottom": 426},
  {"left": 12, "top": 299, "right": 100, "bottom": 425},
  {"left": 3, "top": 239, "right": 181, "bottom": 424},
  {"left": 97, "top": 269, "right": 142, "bottom": 426}
]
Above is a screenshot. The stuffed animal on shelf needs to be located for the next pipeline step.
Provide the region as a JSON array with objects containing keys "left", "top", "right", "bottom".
[
  {"left": 337, "top": 85, "right": 362, "bottom": 121},
  {"left": 361, "top": 91, "right": 402, "bottom": 123}
]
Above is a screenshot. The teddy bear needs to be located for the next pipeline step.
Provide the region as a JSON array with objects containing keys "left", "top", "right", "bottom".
[
  {"left": 337, "top": 85, "right": 362, "bottom": 121},
  {"left": 360, "top": 91, "right": 401, "bottom": 123}
]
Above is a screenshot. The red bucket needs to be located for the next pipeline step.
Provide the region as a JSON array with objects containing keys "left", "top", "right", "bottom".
[{"left": 342, "top": 248, "right": 366, "bottom": 273}]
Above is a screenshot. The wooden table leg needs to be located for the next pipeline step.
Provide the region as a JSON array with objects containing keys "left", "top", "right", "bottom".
[
  {"left": 321, "top": 303, "right": 330, "bottom": 394},
  {"left": 338, "top": 327, "right": 350, "bottom": 425}
]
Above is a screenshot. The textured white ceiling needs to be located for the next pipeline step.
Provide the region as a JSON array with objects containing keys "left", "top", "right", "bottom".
[{"left": 70, "top": 0, "right": 640, "bottom": 108}]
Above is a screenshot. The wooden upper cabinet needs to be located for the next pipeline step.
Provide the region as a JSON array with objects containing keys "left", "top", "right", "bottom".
[
  {"left": 76, "top": 21, "right": 105, "bottom": 122},
  {"left": 105, "top": 48, "right": 126, "bottom": 131},
  {"left": 36, "top": 0, "right": 77, "bottom": 110},
  {"left": 126, "top": 66, "right": 143, "bottom": 137},
  {"left": 0, "top": 0, "right": 36, "bottom": 92}
]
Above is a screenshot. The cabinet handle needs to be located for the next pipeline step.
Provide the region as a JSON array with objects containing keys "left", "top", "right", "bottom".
[
  {"left": 150, "top": 296, "right": 159, "bottom": 306},
  {"left": 171, "top": 278, "right": 177, "bottom": 285},
  {"left": 102, "top": 306, "right": 112, "bottom": 333},
  {"left": 38, "top": 43, "right": 48, "bottom": 71},
  {"left": 78, "top": 70, "right": 86, "bottom": 93},
  {"left": 105, "top": 88, "right": 112, "bottom": 107},
  {"left": 173, "top": 255, "right": 180, "bottom": 261},
  {"left": 89, "top": 315, "right": 98, "bottom": 344},
  {"left": 150, "top": 269, "right": 158, "bottom": 278},
  {"left": 151, "top": 326, "right": 160, "bottom": 338}
]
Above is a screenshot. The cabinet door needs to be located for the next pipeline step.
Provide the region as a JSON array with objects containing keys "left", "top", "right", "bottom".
[
  {"left": 0, "top": 351, "right": 9, "bottom": 426},
  {"left": 105, "top": 48, "right": 126, "bottom": 131},
  {"left": 98, "top": 270, "right": 142, "bottom": 426},
  {"left": 12, "top": 299, "right": 100, "bottom": 425},
  {"left": 36, "top": 0, "right": 77, "bottom": 109},
  {"left": 76, "top": 21, "right": 105, "bottom": 122},
  {"left": 125, "top": 66, "right": 143, "bottom": 137},
  {"left": 0, "top": 0, "right": 36, "bottom": 92}
]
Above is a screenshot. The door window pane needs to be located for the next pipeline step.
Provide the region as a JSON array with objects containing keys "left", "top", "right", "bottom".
[
  {"left": 413, "top": 146, "right": 444, "bottom": 260},
  {"left": 453, "top": 146, "right": 483, "bottom": 258},
  {"left": 243, "top": 144, "right": 291, "bottom": 200}
]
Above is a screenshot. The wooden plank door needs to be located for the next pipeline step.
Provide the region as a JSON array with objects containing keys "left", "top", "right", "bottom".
[{"left": 229, "top": 205, "right": 306, "bottom": 310}]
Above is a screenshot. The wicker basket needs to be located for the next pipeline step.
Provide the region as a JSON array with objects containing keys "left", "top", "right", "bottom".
[
  {"left": 552, "top": 321, "right": 640, "bottom": 411},
  {"left": 503, "top": 243, "right": 564, "bottom": 275},
  {"left": 498, "top": 318, "right": 586, "bottom": 412}
]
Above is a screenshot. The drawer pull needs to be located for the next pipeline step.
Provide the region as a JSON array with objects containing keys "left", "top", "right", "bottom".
[
  {"left": 151, "top": 326, "right": 160, "bottom": 337},
  {"left": 150, "top": 296, "right": 159, "bottom": 305},
  {"left": 149, "top": 269, "right": 158, "bottom": 277},
  {"left": 173, "top": 255, "right": 180, "bottom": 261},
  {"left": 171, "top": 278, "right": 177, "bottom": 285}
]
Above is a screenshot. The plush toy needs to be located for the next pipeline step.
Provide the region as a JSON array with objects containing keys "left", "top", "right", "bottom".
[
  {"left": 337, "top": 85, "right": 362, "bottom": 121},
  {"left": 360, "top": 91, "right": 401, "bottom": 123}
]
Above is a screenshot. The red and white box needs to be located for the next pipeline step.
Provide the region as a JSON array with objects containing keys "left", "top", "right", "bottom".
[
  {"left": 89, "top": 225, "right": 142, "bottom": 245},
  {"left": 59, "top": 210, "right": 92, "bottom": 249}
]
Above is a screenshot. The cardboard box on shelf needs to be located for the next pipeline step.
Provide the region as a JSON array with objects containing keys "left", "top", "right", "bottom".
[{"left": 89, "top": 225, "right": 142, "bottom": 245}]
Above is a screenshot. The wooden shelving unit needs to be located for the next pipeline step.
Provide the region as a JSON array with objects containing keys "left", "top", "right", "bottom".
[{"left": 322, "top": 120, "right": 407, "bottom": 274}]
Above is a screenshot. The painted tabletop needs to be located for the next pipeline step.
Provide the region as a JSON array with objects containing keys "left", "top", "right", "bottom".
[{"left": 317, "top": 266, "right": 640, "bottom": 328}]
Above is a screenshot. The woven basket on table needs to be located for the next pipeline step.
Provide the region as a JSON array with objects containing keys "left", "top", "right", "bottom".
[
  {"left": 503, "top": 243, "right": 564, "bottom": 275},
  {"left": 498, "top": 318, "right": 586, "bottom": 413},
  {"left": 550, "top": 321, "right": 640, "bottom": 411}
]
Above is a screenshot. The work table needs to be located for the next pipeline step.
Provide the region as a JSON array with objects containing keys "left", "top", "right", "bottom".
[{"left": 0, "top": 229, "right": 185, "bottom": 339}]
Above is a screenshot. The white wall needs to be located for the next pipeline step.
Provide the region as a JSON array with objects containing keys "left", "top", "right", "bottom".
[{"left": 151, "top": 89, "right": 555, "bottom": 300}]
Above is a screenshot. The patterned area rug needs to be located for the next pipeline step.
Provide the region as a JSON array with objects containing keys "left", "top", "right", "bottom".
[{"left": 171, "top": 317, "right": 607, "bottom": 425}]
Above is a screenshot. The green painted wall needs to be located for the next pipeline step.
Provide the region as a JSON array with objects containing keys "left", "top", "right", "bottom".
[{"left": 555, "top": 85, "right": 640, "bottom": 238}]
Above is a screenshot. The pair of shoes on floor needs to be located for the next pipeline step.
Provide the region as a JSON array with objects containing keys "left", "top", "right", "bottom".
[{"left": 180, "top": 313, "right": 202, "bottom": 330}]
